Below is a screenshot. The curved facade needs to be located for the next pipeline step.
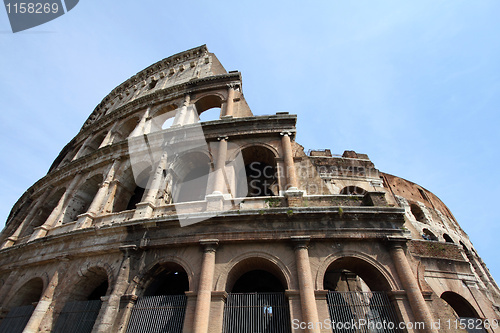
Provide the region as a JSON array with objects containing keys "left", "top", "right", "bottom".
[{"left": 0, "top": 45, "right": 499, "bottom": 333}]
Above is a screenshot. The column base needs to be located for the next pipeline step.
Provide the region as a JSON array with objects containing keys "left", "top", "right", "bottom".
[
  {"left": 285, "top": 188, "right": 306, "bottom": 207},
  {"left": 29, "top": 225, "right": 50, "bottom": 241},
  {"left": 132, "top": 202, "right": 155, "bottom": 219},
  {"left": 75, "top": 213, "right": 95, "bottom": 229},
  {"left": 205, "top": 192, "right": 226, "bottom": 211}
]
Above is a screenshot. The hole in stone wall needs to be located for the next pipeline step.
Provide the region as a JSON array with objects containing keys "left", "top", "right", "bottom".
[{"left": 410, "top": 203, "right": 426, "bottom": 223}]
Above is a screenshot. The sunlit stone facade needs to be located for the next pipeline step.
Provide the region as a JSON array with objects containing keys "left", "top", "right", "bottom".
[{"left": 0, "top": 45, "right": 499, "bottom": 333}]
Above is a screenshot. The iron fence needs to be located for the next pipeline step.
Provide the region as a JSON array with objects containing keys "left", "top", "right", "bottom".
[
  {"left": 52, "top": 300, "right": 102, "bottom": 333},
  {"left": 0, "top": 304, "right": 35, "bottom": 333},
  {"left": 223, "top": 292, "right": 291, "bottom": 333},
  {"left": 327, "top": 291, "right": 403, "bottom": 333},
  {"left": 126, "top": 294, "right": 187, "bottom": 333}
]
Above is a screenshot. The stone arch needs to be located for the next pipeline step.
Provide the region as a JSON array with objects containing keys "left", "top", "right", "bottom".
[
  {"left": 193, "top": 93, "right": 224, "bottom": 114},
  {"left": 4, "top": 277, "right": 45, "bottom": 308},
  {"left": 216, "top": 252, "right": 292, "bottom": 292},
  {"left": 441, "top": 291, "right": 481, "bottom": 319},
  {"left": 193, "top": 94, "right": 224, "bottom": 122},
  {"left": 67, "top": 265, "right": 111, "bottom": 302},
  {"left": 21, "top": 187, "right": 66, "bottom": 237},
  {"left": 129, "top": 256, "right": 195, "bottom": 296},
  {"left": 150, "top": 104, "right": 179, "bottom": 131},
  {"left": 113, "top": 115, "right": 141, "bottom": 142},
  {"left": 234, "top": 144, "right": 280, "bottom": 197},
  {"left": 111, "top": 164, "right": 152, "bottom": 212},
  {"left": 316, "top": 251, "right": 398, "bottom": 292},
  {"left": 61, "top": 174, "right": 103, "bottom": 224},
  {"left": 170, "top": 150, "right": 213, "bottom": 203},
  {"left": 78, "top": 130, "right": 108, "bottom": 158},
  {"left": 339, "top": 185, "right": 367, "bottom": 195}
]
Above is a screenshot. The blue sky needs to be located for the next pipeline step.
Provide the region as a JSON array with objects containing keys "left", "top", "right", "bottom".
[{"left": 1, "top": 1, "right": 499, "bottom": 281}]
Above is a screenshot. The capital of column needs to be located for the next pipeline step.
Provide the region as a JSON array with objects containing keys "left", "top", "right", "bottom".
[
  {"left": 280, "top": 131, "right": 293, "bottom": 137},
  {"left": 200, "top": 239, "right": 219, "bottom": 253},
  {"left": 291, "top": 236, "right": 310, "bottom": 250},
  {"left": 217, "top": 136, "right": 228, "bottom": 141},
  {"left": 183, "top": 94, "right": 191, "bottom": 106}
]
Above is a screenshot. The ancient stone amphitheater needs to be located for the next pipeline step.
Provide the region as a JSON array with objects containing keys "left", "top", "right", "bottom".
[{"left": 0, "top": 45, "right": 498, "bottom": 333}]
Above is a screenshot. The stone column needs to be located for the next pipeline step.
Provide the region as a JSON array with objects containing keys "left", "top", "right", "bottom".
[
  {"left": 390, "top": 242, "right": 438, "bottom": 333},
  {"left": 281, "top": 132, "right": 298, "bottom": 190},
  {"left": 22, "top": 270, "right": 62, "bottom": 333},
  {"left": 115, "top": 295, "right": 138, "bottom": 333},
  {"left": 172, "top": 95, "right": 190, "bottom": 127},
  {"left": 291, "top": 236, "right": 320, "bottom": 333},
  {"left": 93, "top": 245, "right": 135, "bottom": 333},
  {"left": 192, "top": 239, "right": 218, "bottom": 333},
  {"left": 1, "top": 186, "right": 53, "bottom": 248},
  {"left": 223, "top": 85, "right": 235, "bottom": 118},
  {"left": 30, "top": 172, "right": 84, "bottom": 240},
  {"left": 99, "top": 122, "right": 120, "bottom": 147},
  {"left": 130, "top": 108, "right": 151, "bottom": 137},
  {"left": 133, "top": 152, "right": 168, "bottom": 219},
  {"left": 73, "top": 135, "right": 93, "bottom": 160},
  {"left": 212, "top": 137, "right": 228, "bottom": 194},
  {"left": 76, "top": 159, "right": 120, "bottom": 229}
]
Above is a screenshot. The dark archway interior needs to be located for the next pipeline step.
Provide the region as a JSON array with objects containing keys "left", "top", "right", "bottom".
[
  {"left": 87, "top": 280, "right": 109, "bottom": 301},
  {"left": 441, "top": 291, "right": 479, "bottom": 318},
  {"left": 144, "top": 265, "right": 189, "bottom": 296},
  {"left": 443, "top": 234, "right": 454, "bottom": 243},
  {"left": 411, "top": 204, "right": 426, "bottom": 223},
  {"left": 10, "top": 278, "right": 44, "bottom": 307},
  {"left": 232, "top": 270, "right": 285, "bottom": 293},
  {"left": 241, "top": 147, "right": 277, "bottom": 197},
  {"left": 324, "top": 257, "right": 392, "bottom": 292},
  {"left": 172, "top": 152, "right": 211, "bottom": 203}
]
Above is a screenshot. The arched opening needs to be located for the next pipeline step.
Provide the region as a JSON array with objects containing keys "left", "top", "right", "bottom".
[
  {"left": 0, "top": 278, "right": 44, "bottom": 333},
  {"left": 223, "top": 258, "right": 291, "bottom": 333},
  {"left": 440, "top": 291, "right": 485, "bottom": 332},
  {"left": 114, "top": 116, "right": 140, "bottom": 142},
  {"left": 171, "top": 152, "right": 211, "bottom": 203},
  {"left": 194, "top": 95, "right": 222, "bottom": 116},
  {"left": 410, "top": 203, "right": 426, "bottom": 223},
  {"left": 422, "top": 228, "right": 438, "bottom": 241},
  {"left": 21, "top": 187, "right": 66, "bottom": 237},
  {"left": 111, "top": 166, "right": 151, "bottom": 213},
  {"left": 150, "top": 105, "right": 177, "bottom": 132},
  {"left": 20, "top": 188, "right": 66, "bottom": 238},
  {"left": 127, "top": 263, "right": 189, "bottom": 333},
  {"left": 323, "top": 257, "right": 402, "bottom": 332},
  {"left": 199, "top": 107, "right": 221, "bottom": 122},
  {"left": 238, "top": 146, "right": 278, "bottom": 197},
  {"left": 339, "top": 186, "right": 367, "bottom": 195},
  {"left": 61, "top": 174, "right": 102, "bottom": 224},
  {"left": 78, "top": 131, "right": 108, "bottom": 158},
  {"left": 443, "top": 233, "right": 454, "bottom": 243},
  {"left": 441, "top": 292, "right": 480, "bottom": 319},
  {"left": 53, "top": 268, "right": 108, "bottom": 333}
]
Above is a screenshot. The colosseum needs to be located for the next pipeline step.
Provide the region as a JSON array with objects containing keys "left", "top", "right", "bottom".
[{"left": 0, "top": 45, "right": 498, "bottom": 333}]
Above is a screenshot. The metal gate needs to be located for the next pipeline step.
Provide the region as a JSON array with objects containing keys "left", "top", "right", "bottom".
[
  {"left": 327, "top": 291, "right": 402, "bottom": 333},
  {"left": 0, "top": 304, "right": 35, "bottom": 333},
  {"left": 126, "top": 295, "right": 187, "bottom": 333},
  {"left": 223, "top": 292, "right": 291, "bottom": 333},
  {"left": 52, "top": 300, "right": 102, "bottom": 333}
]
